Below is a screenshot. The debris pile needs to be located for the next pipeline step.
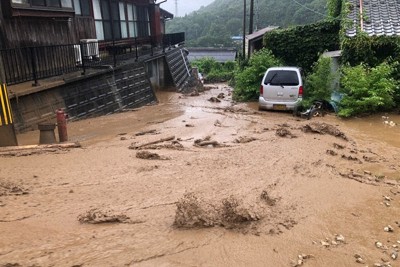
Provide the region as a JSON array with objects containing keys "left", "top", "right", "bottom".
[
  {"left": 174, "top": 190, "right": 280, "bottom": 230},
  {"left": 174, "top": 193, "right": 219, "bottom": 228},
  {"left": 78, "top": 209, "right": 132, "bottom": 224},
  {"left": 301, "top": 122, "right": 348, "bottom": 140}
]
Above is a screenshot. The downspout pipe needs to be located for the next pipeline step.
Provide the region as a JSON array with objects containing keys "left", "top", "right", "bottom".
[{"left": 359, "top": 0, "right": 364, "bottom": 32}]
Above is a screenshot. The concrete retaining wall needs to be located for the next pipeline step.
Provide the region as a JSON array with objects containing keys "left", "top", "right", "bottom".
[{"left": 11, "top": 61, "right": 157, "bottom": 132}]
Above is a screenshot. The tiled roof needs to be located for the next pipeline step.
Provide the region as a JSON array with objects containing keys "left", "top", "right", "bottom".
[{"left": 346, "top": 0, "right": 400, "bottom": 37}]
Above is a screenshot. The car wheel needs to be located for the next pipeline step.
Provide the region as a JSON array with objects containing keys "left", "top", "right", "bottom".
[{"left": 308, "top": 108, "right": 323, "bottom": 119}]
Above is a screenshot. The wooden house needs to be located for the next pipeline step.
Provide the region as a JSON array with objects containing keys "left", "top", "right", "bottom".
[
  {"left": 0, "top": 0, "right": 173, "bottom": 48},
  {"left": 0, "top": 0, "right": 194, "bottom": 135}
]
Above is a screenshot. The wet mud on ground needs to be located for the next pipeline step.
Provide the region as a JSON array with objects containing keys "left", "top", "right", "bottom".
[{"left": 1, "top": 84, "right": 400, "bottom": 267}]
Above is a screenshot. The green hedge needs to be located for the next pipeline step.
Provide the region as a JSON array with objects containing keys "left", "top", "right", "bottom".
[
  {"left": 341, "top": 34, "right": 400, "bottom": 67},
  {"left": 263, "top": 20, "right": 340, "bottom": 73}
]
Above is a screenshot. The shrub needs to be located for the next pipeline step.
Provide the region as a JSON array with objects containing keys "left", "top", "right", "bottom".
[
  {"left": 303, "top": 56, "right": 337, "bottom": 107},
  {"left": 233, "top": 49, "right": 282, "bottom": 101},
  {"left": 338, "top": 62, "right": 397, "bottom": 117},
  {"left": 191, "top": 58, "right": 235, "bottom": 83}
]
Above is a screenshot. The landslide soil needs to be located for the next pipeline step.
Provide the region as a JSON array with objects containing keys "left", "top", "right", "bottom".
[{"left": 1, "top": 84, "right": 400, "bottom": 267}]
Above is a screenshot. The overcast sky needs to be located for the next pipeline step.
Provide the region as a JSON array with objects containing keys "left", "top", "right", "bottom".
[{"left": 159, "top": 0, "right": 215, "bottom": 17}]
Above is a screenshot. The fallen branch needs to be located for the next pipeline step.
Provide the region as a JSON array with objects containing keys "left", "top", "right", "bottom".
[
  {"left": 130, "top": 136, "right": 175, "bottom": 149},
  {"left": 135, "top": 129, "right": 157, "bottom": 136},
  {"left": 0, "top": 142, "right": 81, "bottom": 153},
  {"left": 0, "top": 215, "right": 33, "bottom": 222},
  {"left": 196, "top": 141, "right": 219, "bottom": 147}
]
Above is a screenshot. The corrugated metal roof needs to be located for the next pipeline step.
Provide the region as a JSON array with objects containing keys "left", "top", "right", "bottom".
[
  {"left": 346, "top": 0, "right": 400, "bottom": 36},
  {"left": 187, "top": 48, "right": 237, "bottom": 63}
]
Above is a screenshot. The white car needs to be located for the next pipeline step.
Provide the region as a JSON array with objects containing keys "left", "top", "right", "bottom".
[{"left": 259, "top": 67, "right": 303, "bottom": 111}]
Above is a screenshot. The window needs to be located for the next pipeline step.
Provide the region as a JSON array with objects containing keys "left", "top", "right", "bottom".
[
  {"left": 12, "top": 0, "right": 73, "bottom": 9},
  {"left": 119, "top": 2, "right": 128, "bottom": 38},
  {"left": 93, "top": 1, "right": 151, "bottom": 41},
  {"left": 264, "top": 71, "right": 300, "bottom": 86},
  {"left": 74, "top": 0, "right": 90, "bottom": 16},
  {"left": 136, "top": 6, "right": 150, "bottom": 37},
  {"left": 126, "top": 3, "right": 137, "bottom": 38}
]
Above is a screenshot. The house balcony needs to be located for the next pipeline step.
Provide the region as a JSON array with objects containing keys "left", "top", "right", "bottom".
[{"left": 0, "top": 32, "right": 185, "bottom": 87}]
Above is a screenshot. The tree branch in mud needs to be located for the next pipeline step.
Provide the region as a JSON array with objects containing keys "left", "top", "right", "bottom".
[
  {"left": 130, "top": 136, "right": 175, "bottom": 149},
  {"left": 135, "top": 129, "right": 158, "bottom": 136},
  {"left": 0, "top": 215, "right": 33, "bottom": 222}
]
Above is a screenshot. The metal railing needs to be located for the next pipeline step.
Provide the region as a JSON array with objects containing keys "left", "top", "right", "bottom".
[{"left": 0, "top": 32, "right": 185, "bottom": 86}]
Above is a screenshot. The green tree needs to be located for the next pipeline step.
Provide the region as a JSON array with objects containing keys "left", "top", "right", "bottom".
[
  {"left": 304, "top": 56, "right": 337, "bottom": 106},
  {"left": 233, "top": 49, "right": 282, "bottom": 101}
]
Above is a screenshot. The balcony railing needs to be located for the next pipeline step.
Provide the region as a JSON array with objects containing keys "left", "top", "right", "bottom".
[{"left": 0, "top": 32, "right": 185, "bottom": 86}]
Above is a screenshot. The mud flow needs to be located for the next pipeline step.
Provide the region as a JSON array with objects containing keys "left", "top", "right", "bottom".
[{"left": 1, "top": 84, "right": 400, "bottom": 267}]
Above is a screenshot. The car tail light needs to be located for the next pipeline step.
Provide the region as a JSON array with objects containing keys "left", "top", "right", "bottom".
[
  {"left": 298, "top": 86, "right": 303, "bottom": 98},
  {"left": 260, "top": 85, "right": 263, "bottom": 95}
]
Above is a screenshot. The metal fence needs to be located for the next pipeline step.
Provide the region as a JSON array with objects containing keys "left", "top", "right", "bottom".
[{"left": 0, "top": 32, "right": 185, "bottom": 86}]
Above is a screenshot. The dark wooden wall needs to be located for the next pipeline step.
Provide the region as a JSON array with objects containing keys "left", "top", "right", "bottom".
[{"left": 0, "top": 10, "right": 96, "bottom": 48}]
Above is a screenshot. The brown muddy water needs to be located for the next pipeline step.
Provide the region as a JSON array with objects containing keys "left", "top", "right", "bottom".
[
  {"left": 247, "top": 101, "right": 400, "bottom": 148},
  {"left": 2, "top": 85, "right": 400, "bottom": 266}
]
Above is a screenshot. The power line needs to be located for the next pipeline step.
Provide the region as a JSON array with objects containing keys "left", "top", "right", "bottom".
[{"left": 290, "top": 0, "right": 341, "bottom": 21}]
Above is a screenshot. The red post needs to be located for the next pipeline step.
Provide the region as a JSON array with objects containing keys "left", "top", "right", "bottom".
[{"left": 56, "top": 109, "right": 68, "bottom": 142}]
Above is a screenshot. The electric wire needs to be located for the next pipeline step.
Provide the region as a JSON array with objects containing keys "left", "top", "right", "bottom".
[{"left": 290, "top": 0, "right": 342, "bottom": 21}]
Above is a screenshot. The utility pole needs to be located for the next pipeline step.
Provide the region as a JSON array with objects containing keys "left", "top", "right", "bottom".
[
  {"left": 175, "top": 0, "right": 178, "bottom": 17},
  {"left": 242, "top": 0, "right": 246, "bottom": 59},
  {"left": 249, "top": 0, "right": 254, "bottom": 34}
]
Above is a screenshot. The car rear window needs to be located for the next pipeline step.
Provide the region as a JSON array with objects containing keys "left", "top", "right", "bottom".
[{"left": 263, "top": 70, "right": 299, "bottom": 86}]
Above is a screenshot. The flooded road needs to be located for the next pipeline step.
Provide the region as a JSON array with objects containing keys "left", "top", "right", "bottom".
[{"left": 1, "top": 84, "right": 400, "bottom": 267}]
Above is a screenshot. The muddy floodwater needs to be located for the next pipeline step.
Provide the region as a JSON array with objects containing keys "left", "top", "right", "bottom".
[{"left": 1, "top": 83, "right": 400, "bottom": 267}]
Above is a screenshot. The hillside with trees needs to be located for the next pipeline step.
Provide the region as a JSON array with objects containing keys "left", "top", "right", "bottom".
[{"left": 166, "top": 0, "right": 328, "bottom": 47}]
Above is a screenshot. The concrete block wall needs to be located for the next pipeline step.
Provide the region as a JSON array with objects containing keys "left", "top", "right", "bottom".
[{"left": 11, "top": 62, "right": 157, "bottom": 132}]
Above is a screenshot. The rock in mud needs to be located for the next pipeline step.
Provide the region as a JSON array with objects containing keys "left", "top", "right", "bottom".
[
  {"left": 354, "top": 254, "right": 365, "bottom": 264},
  {"left": 333, "top": 143, "right": 345, "bottom": 149},
  {"left": 217, "top": 93, "right": 225, "bottom": 99},
  {"left": 291, "top": 254, "right": 314, "bottom": 267},
  {"left": 208, "top": 97, "right": 221, "bottom": 103},
  {"left": 301, "top": 122, "right": 348, "bottom": 141},
  {"left": 260, "top": 190, "right": 277, "bottom": 206},
  {"left": 384, "top": 225, "right": 394, "bottom": 232},
  {"left": 78, "top": 209, "right": 132, "bottom": 224},
  {"left": 276, "top": 127, "right": 295, "bottom": 138},
  {"left": 326, "top": 150, "right": 338, "bottom": 156},
  {"left": 190, "top": 90, "right": 200, "bottom": 97},
  {"left": 335, "top": 234, "right": 345, "bottom": 243}
]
